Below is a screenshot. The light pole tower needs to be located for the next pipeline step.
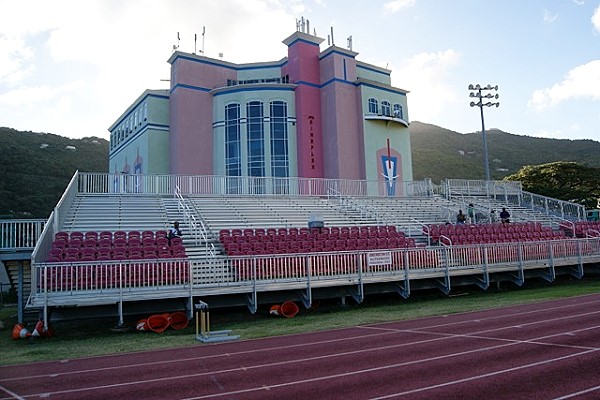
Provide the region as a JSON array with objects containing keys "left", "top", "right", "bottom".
[{"left": 469, "top": 84, "right": 499, "bottom": 182}]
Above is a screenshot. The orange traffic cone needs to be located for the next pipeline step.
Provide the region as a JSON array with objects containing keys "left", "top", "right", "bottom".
[
  {"left": 136, "top": 318, "right": 149, "bottom": 331},
  {"left": 31, "top": 320, "right": 44, "bottom": 337},
  {"left": 269, "top": 305, "right": 282, "bottom": 316},
  {"left": 11, "top": 324, "right": 31, "bottom": 340}
]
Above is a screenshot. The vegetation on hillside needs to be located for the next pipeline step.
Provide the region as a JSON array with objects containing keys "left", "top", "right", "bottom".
[
  {"left": 0, "top": 127, "right": 108, "bottom": 218},
  {"left": 410, "top": 121, "right": 600, "bottom": 182},
  {"left": 504, "top": 161, "right": 600, "bottom": 209}
]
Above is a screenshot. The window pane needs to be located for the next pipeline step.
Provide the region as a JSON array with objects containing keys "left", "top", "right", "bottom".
[{"left": 270, "top": 101, "right": 289, "bottom": 178}]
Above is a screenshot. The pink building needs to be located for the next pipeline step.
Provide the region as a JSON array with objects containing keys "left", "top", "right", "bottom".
[{"left": 109, "top": 28, "right": 412, "bottom": 195}]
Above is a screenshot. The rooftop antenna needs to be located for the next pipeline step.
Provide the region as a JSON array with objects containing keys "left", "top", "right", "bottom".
[
  {"left": 313, "top": 28, "right": 317, "bottom": 36},
  {"left": 330, "top": 26, "right": 335, "bottom": 46},
  {"left": 306, "top": 19, "right": 310, "bottom": 35},
  {"left": 172, "top": 31, "right": 180, "bottom": 53},
  {"left": 219, "top": 52, "right": 223, "bottom": 60},
  {"left": 347, "top": 35, "right": 352, "bottom": 51},
  {"left": 194, "top": 33, "right": 197, "bottom": 54},
  {"left": 327, "top": 35, "right": 331, "bottom": 46},
  {"left": 202, "top": 26, "right": 205, "bottom": 54},
  {"left": 301, "top": 17, "right": 306, "bottom": 33}
]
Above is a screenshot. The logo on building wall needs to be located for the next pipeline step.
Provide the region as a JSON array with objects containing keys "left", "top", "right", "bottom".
[
  {"left": 376, "top": 143, "right": 403, "bottom": 197},
  {"left": 308, "top": 115, "right": 315, "bottom": 170},
  {"left": 380, "top": 156, "right": 398, "bottom": 196}
]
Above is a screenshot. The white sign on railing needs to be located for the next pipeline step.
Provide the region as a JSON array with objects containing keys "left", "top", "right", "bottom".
[{"left": 367, "top": 251, "right": 392, "bottom": 267}]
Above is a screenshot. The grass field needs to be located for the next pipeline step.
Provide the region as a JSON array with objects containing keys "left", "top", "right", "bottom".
[{"left": 2, "top": 278, "right": 600, "bottom": 366}]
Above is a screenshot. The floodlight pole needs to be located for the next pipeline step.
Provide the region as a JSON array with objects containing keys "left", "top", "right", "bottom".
[{"left": 469, "top": 84, "right": 499, "bottom": 182}]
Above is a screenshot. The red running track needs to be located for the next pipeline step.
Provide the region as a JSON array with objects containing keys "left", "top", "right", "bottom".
[{"left": 2, "top": 294, "right": 600, "bottom": 400}]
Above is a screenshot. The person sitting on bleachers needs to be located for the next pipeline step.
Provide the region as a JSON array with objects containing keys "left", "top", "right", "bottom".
[
  {"left": 167, "top": 221, "right": 182, "bottom": 245},
  {"left": 456, "top": 210, "right": 466, "bottom": 224},
  {"left": 500, "top": 208, "right": 511, "bottom": 224}
]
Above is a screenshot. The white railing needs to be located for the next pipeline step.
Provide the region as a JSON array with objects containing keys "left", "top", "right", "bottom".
[
  {"left": 27, "top": 237, "right": 600, "bottom": 307},
  {"left": 443, "top": 178, "right": 585, "bottom": 222},
  {"left": 516, "top": 191, "right": 586, "bottom": 221},
  {"left": 444, "top": 179, "right": 523, "bottom": 198},
  {"left": 220, "top": 238, "right": 599, "bottom": 285},
  {"left": 0, "top": 219, "right": 46, "bottom": 251},
  {"left": 174, "top": 186, "right": 215, "bottom": 255},
  {"left": 77, "top": 173, "right": 435, "bottom": 198},
  {"left": 34, "top": 258, "right": 190, "bottom": 294}
]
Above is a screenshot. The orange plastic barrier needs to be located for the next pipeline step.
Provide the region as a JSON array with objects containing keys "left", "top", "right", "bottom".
[
  {"left": 136, "top": 312, "right": 189, "bottom": 332},
  {"left": 169, "top": 311, "right": 190, "bottom": 330},
  {"left": 269, "top": 301, "right": 300, "bottom": 318}
]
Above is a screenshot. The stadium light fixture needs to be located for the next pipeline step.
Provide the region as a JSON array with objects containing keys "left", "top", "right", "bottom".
[{"left": 468, "top": 84, "right": 500, "bottom": 182}]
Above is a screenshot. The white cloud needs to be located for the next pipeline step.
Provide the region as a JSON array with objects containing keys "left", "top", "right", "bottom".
[
  {"left": 0, "top": 81, "right": 84, "bottom": 107},
  {"left": 592, "top": 4, "right": 600, "bottom": 32},
  {"left": 0, "top": 0, "right": 300, "bottom": 138},
  {"left": 392, "top": 49, "right": 461, "bottom": 120},
  {"left": 528, "top": 60, "right": 600, "bottom": 110},
  {"left": 572, "top": 0, "right": 584, "bottom": 5},
  {"left": 0, "top": 35, "right": 35, "bottom": 85},
  {"left": 384, "top": 0, "right": 416, "bottom": 13},
  {"left": 543, "top": 9, "right": 559, "bottom": 23}
]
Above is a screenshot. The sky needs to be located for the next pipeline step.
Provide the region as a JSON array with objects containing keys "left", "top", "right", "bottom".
[{"left": 1, "top": 0, "right": 599, "bottom": 143}]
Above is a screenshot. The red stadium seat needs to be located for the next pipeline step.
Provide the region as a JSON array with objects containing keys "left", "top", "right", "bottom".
[
  {"left": 84, "top": 231, "right": 98, "bottom": 241},
  {"left": 55, "top": 231, "right": 69, "bottom": 242},
  {"left": 99, "top": 231, "right": 113, "bottom": 240}
]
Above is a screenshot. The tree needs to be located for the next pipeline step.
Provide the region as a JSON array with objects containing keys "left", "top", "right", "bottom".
[{"left": 504, "top": 162, "right": 600, "bottom": 209}]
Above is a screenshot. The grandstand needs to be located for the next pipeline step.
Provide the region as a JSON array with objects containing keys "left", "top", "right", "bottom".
[{"left": 23, "top": 172, "right": 600, "bottom": 326}]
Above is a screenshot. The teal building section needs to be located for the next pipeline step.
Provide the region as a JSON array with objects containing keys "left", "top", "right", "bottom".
[{"left": 109, "top": 90, "right": 170, "bottom": 175}]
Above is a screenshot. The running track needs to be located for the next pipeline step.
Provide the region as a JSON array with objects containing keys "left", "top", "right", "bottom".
[{"left": 2, "top": 294, "right": 600, "bottom": 400}]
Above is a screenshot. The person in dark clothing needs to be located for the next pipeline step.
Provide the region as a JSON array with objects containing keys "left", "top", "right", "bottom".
[
  {"left": 456, "top": 210, "right": 466, "bottom": 224},
  {"left": 167, "top": 221, "right": 182, "bottom": 244},
  {"left": 500, "top": 208, "right": 510, "bottom": 224}
]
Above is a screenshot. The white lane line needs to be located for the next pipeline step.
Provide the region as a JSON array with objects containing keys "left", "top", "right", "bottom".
[
  {"left": 0, "top": 384, "right": 26, "bottom": 400},
  {"left": 552, "top": 384, "right": 600, "bottom": 399},
  {"left": 370, "top": 350, "right": 599, "bottom": 399}
]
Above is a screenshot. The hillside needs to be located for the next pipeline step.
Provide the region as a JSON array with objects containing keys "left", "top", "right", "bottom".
[
  {"left": 410, "top": 121, "right": 600, "bottom": 182},
  {"left": 1, "top": 123, "right": 599, "bottom": 218},
  {"left": 0, "top": 127, "right": 109, "bottom": 218}
]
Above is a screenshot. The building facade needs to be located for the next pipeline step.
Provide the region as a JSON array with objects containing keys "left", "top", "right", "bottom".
[{"left": 109, "top": 29, "right": 413, "bottom": 195}]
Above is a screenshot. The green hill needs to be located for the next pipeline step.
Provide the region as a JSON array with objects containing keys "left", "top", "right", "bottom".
[
  {"left": 0, "top": 127, "right": 108, "bottom": 218},
  {"left": 410, "top": 121, "right": 600, "bottom": 182},
  {"left": 1, "top": 123, "right": 599, "bottom": 218}
]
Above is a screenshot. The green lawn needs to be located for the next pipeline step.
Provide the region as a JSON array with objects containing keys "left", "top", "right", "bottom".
[{"left": 2, "top": 278, "right": 600, "bottom": 366}]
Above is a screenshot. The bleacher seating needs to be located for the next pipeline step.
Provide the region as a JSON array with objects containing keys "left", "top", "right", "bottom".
[
  {"left": 219, "top": 225, "right": 416, "bottom": 256},
  {"left": 47, "top": 230, "right": 186, "bottom": 262},
  {"left": 423, "top": 222, "right": 566, "bottom": 246},
  {"left": 559, "top": 221, "right": 600, "bottom": 238}
]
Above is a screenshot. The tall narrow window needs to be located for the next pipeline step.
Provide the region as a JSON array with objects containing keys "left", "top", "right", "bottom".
[
  {"left": 381, "top": 101, "right": 391, "bottom": 117},
  {"left": 270, "top": 101, "right": 289, "bottom": 180},
  {"left": 246, "top": 101, "right": 265, "bottom": 178},
  {"left": 225, "top": 103, "right": 241, "bottom": 185},
  {"left": 247, "top": 101, "right": 265, "bottom": 194},
  {"left": 368, "top": 98, "right": 378, "bottom": 114},
  {"left": 393, "top": 103, "right": 403, "bottom": 119}
]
